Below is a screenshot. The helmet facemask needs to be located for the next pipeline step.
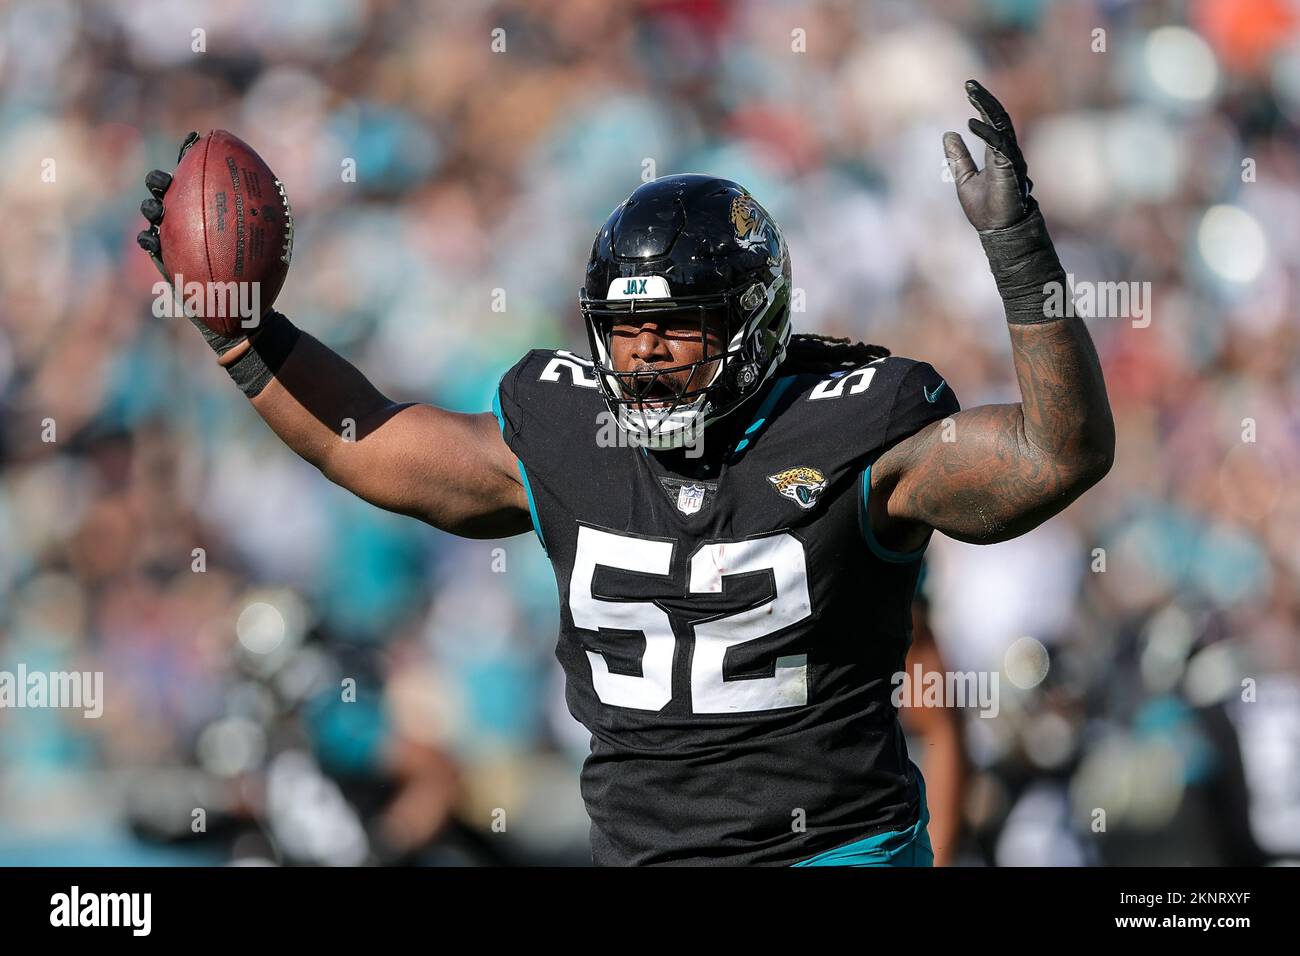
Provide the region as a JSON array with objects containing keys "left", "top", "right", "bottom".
[{"left": 581, "top": 268, "right": 790, "bottom": 450}]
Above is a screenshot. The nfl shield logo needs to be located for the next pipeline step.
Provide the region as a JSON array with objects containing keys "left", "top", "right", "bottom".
[{"left": 676, "top": 483, "right": 706, "bottom": 516}]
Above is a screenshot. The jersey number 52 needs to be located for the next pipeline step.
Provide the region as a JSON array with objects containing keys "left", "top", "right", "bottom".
[{"left": 569, "top": 526, "right": 812, "bottom": 714}]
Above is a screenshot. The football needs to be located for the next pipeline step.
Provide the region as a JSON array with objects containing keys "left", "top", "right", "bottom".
[{"left": 159, "top": 130, "right": 292, "bottom": 336}]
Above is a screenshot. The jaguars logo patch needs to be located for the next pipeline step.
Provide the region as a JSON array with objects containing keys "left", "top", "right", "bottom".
[
  {"left": 730, "top": 194, "right": 769, "bottom": 251},
  {"left": 767, "top": 466, "right": 828, "bottom": 511}
]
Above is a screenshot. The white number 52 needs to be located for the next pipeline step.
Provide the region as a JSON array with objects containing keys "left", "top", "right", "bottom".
[{"left": 569, "top": 527, "right": 812, "bottom": 714}]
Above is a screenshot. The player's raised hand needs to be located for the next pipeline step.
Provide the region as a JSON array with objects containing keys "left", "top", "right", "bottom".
[
  {"left": 136, "top": 130, "right": 297, "bottom": 359},
  {"left": 136, "top": 132, "right": 251, "bottom": 356},
  {"left": 943, "top": 80, "right": 1034, "bottom": 231}
]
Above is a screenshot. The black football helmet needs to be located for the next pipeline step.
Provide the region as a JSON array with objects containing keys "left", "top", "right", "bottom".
[{"left": 579, "top": 174, "right": 792, "bottom": 449}]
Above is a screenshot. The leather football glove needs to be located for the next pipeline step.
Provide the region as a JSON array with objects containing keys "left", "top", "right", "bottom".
[
  {"left": 943, "top": 80, "right": 1035, "bottom": 232},
  {"left": 944, "top": 81, "right": 1068, "bottom": 325}
]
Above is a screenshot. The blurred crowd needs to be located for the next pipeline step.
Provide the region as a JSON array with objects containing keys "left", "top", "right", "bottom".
[{"left": 1, "top": 0, "right": 1298, "bottom": 865}]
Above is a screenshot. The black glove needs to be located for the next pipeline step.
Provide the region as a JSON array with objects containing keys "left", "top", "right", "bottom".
[
  {"left": 944, "top": 81, "right": 1067, "bottom": 325},
  {"left": 943, "top": 80, "right": 1035, "bottom": 232},
  {"left": 136, "top": 132, "right": 245, "bottom": 357}
]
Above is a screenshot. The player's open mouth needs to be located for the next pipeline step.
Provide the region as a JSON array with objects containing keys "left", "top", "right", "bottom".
[{"left": 628, "top": 376, "right": 682, "bottom": 408}]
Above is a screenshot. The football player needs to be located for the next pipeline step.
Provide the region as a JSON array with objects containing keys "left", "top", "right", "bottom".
[{"left": 137, "top": 81, "right": 1113, "bottom": 865}]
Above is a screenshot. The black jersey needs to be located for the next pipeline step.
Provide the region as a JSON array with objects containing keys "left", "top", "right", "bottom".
[{"left": 493, "top": 348, "right": 960, "bottom": 865}]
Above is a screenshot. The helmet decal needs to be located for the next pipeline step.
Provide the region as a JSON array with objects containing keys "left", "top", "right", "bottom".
[{"left": 729, "top": 194, "right": 769, "bottom": 250}]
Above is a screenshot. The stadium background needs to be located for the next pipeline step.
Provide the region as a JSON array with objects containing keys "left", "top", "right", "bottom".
[{"left": 1, "top": 0, "right": 1298, "bottom": 865}]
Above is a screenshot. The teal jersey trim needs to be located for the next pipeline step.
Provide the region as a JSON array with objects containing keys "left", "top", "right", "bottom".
[
  {"left": 491, "top": 384, "right": 548, "bottom": 554},
  {"left": 859, "top": 463, "right": 927, "bottom": 563},
  {"left": 732, "top": 375, "right": 796, "bottom": 457},
  {"left": 792, "top": 762, "right": 934, "bottom": 867},
  {"left": 913, "top": 557, "right": 930, "bottom": 601}
]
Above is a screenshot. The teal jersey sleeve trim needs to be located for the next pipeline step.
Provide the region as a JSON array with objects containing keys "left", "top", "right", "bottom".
[
  {"left": 792, "top": 762, "right": 933, "bottom": 867},
  {"left": 913, "top": 558, "right": 930, "bottom": 601},
  {"left": 492, "top": 382, "right": 548, "bottom": 554},
  {"left": 732, "top": 374, "right": 795, "bottom": 457},
  {"left": 859, "top": 463, "right": 927, "bottom": 563}
]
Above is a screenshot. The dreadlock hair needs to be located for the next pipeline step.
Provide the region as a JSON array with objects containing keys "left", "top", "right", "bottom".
[{"left": 780, "top": 333, "right": 890, "bottom": 375}]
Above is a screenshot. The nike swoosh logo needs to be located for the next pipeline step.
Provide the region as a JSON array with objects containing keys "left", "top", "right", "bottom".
[{"left": 923, "top": 380, "right": 947, "bottom": 404}]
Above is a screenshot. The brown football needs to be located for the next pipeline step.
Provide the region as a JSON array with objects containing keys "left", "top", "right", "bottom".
[{"left": 159, "top": 130, "right": 292, "bottom": 337}]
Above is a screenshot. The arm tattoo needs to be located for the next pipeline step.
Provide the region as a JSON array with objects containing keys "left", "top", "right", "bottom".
[{"left": 878, "top": 316, "right": 1114, "bottom": 545}]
